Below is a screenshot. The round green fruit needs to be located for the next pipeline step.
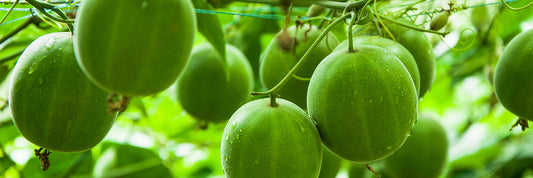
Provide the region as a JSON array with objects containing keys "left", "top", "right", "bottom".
[
  {"left": 353, "top": 20, "right": 436, "bottom": 98},
  {"left": 177, "top": 43, "right": 254, "bottom": 122},
  {"left": 385, "top": 116, "right": 449, "bottom": 178},
  {"left": 9, "top": 32, "right": 116, "bottom": 152},
  {"left": 494, "top": 29, "right": 533, "bottom": 120},
  {"left": 383, "top": 21, "right": 436, "bottom": 98},
  {"left": 260, "top": 25, "right": 338, "bottom": 108},
  {"left": 307, "top": 45, "right": 418, "bottom": 162},
  {"left": 335, "top": 35, "right": 421, "bottom": 95},
  {"left": 430, "top": 11, "right": 450, "bottom": 31},
  {"left": 94, "top": 143, "right": 172, "bottom": 178},
  {"left": 221, "top": 98, "right": 322, "bottom": 177},
  {"left": 74, "top": 0, "right": 196, "bottom": 97},
  {"left": 319, "top": 146, "right": 342, "bottom": 178}
]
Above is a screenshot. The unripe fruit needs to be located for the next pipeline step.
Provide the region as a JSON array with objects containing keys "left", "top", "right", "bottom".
[
  {"left": 10, "top": 32, "right": 116, "bottom": 152},
  {"left": 74, "top": 0, "right": 196, "bottom": 96},
  {"left": 177, "top": 44, "right": 254, "bottom": 122},
  {"left": 221, "top": 98, "right": 322, "bottom": 177},
  {"left": 308, "top": 46, "right": 418, "bottom": 162},
  {"left": 494, "top": 29, "right": 533, "bottom": 120},
  {"left": 335, "top": 35, "right": 421, "bottom": 95},
  {"left": 430, "top": 11, "right": 450, "bottom": 31},
  {"left": 385, "top": 116, "right": 449, "bottom": 178}
]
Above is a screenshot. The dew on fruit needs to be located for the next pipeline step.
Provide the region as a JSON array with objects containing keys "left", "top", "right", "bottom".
[
  {"left": 387, "top": 146, "right": 392, "bottom": 150},
  {"left": 299, "top": 123, "right": 306, "bottom": 133},
  {"left": 141, "top": 1, "right": 148, "bottom": 10},
  {"left": 231, "top": 121, "right": 237, "bottom": 129},
  {"left": 225, "top": 136, "right": 229, "bottom": 141},
  {"left": 38, "top": 78, "right": 44, "bottom": 84},
  {"left": 254, "top": 160, "right": 259, "bottom": 165},
  {"left": 224, "top": 156, "right": 228, "bottom": 162},
  {"left": 369, "top": 99, "right": 374, "bottom": 103},
  {"left": 44, "top": 38, "right": 55, "bottom": 49}
]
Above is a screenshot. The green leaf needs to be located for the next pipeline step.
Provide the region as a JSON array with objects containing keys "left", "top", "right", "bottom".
[
  {"left": 94, "top": 143, "right": 172, "bottom": 178},
  {"left": 192, "top": 0, "right": 226, "bottom": 62}
]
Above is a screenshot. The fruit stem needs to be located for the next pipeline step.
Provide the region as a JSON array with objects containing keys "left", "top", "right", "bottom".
[
  {"left": 314, "top": 0, "right": 370, "bottom": 11},
  {"left": 0, "top": 0, "right": 19, "bottom": 25},
  {"left": 24, "top": 0, "right": 74, "bottom": 32},
  {"left": 347, "top": 12, "right": 357, "bottom": 52},
  {"left": 377, "top": 14, "right": 449, "bottom": 36},
  {"left": 501, "top": 0, "right": 533, "bottom": 11},
  {"left": 232, "top": 0, "right": 346, "bottom": 6},
  {"left": 251, "top": 13, "right": 351, "bottom": 96},
  {"left": 0, "top": 17, "right": 34, "bottom": 45},
  {"left": 269, "top": 94, "right": 278, "bottom": 107}
]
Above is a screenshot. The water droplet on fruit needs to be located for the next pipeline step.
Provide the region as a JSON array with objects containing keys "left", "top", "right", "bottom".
[
  {"left": 224, "top": 156, "right": 228, "bottom": 162},
  {"left": 369, "top": 99, "right": 374, "bottom": 103},
  {"left": 141, "top": 1, "right": 148, "bottom": 10},
  {"left": 231, "top": 121, "right": 237, "bottom": 129},
  {"left": 239, "top": 129, "right": 243, "bottom": 133},
  {"left": 225, "top": 136, "right": 229, "bottom": 141},
  {"left": 45, "top": 38, "right": 55, "bottom": 49},
  {"left": 38, "top": 78, "right": 44, "bottom": 84},
  {"left": 299, "top": 124, "right": 306, "bottom": 133},
  {"left": 254, "top": 160, "right": 259, "bottom": 165},
  {"left": 387, "top": 146, "right": 392, "bottom": 150}
]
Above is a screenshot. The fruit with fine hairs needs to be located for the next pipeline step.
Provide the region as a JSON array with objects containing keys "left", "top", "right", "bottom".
[
  {"left": 177, "top": 43, "right": 254, "bottom": 122},
  {"left": 74, "top": 0, "right": 196, "bottom": 97},
  {"left": 335, "top": 35, "right": 421, "bottom": 95},
  {"left": 307, "top": 45, "right": 418, "bottom": 162},
  {"left": 494, "top": 29, "right": 533, "bottom": 121},
  {"left": 385, "top": 116, "right": 449, "bottom": 178},
  {"left": 9, "top": 32, "right": 116, "bottom": 152},
  {"left": 353, "top": 20, "right": 436, "bottom": 98},
  {"left": 260, "top": 25, "right": 338, "bottom": 108},
  {"left": 221, "top": 98, "right": 322, "bottom": 177}
]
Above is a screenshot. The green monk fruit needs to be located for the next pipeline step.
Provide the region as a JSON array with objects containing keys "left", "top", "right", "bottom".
[
  {"left": 308, "top": 45, "right": 417, "bottom": 162},
  {"left": 10, "top": 32, "right": 116, "bottom": 152},
  {"left": 74, "top": 0, "right": 196, "bottom": 96},
  {"left": 177, "top": 43, "right": 254, "bottom": 122},
  {"left": 221, "top": 98, "right": 322, "bottom": 177}
]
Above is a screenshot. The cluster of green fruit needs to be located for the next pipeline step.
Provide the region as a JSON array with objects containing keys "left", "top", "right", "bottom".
[
  {"left": 7, "top": 0, "right": 464, "bottom": 177},
  {"left": 220, "top": 17, "right": 450, "bottom": 178},
  {"left": 10, "top": 0, "right": 197, "bottom": 152}
]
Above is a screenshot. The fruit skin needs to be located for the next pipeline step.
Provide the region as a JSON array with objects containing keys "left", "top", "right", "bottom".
[
  {"left": 335, "top": 35, "right": 421, "bottom": 95},
  {"left": 9, "top": 32, "right": 116, "bottom": 152},
  {"left": 221, "top": 98, "right": 322, "bottom": 177},
  {"left": 494, "top": 29, "right": 533, "bottom": 120},
  {"left": 383, "top": 21, "right": 436, "bottom": 98},
  {"left": 74, "top": 0, "right": 196, "bottom": 97},
  {"left": 430, "top": 11, "right": 450, "bottom": 31},
  {"left": 353, "top": 20, "right": 436, "bottom": 98},
  {"left": 176, "top": 43, "right": 254, "bottom": 122},
  {"left": 307, "top": 45, "right": 417, "bottom": 162},
  {"left": 385, "top": 116, "right": 449, "bottom": 178},
  {"left": 260, "top": 25, "right": 338, "bottom": 108},
  {"left": 319, "top": 146, "right": 342, "bottom": 178}
]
